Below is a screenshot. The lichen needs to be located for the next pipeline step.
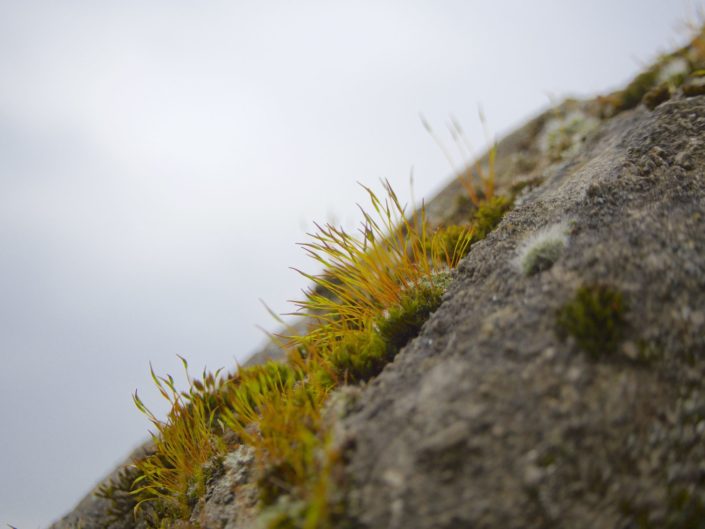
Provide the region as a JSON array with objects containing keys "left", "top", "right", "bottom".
[
  {"left": 540, "top": 109, "right": 600, "bottom": 161},
  {"left": 516, "top": 222, "right": 569, "bottom": 276}
]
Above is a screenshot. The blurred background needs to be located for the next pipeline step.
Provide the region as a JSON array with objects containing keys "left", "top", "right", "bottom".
[{"left": 0, "top": 1, "right": 696, "bottom": 527}]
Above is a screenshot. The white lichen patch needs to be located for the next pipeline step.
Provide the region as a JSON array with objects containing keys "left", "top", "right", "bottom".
[
  {"left": 539, "top": 109, "right": 600, "bottom": 161},
  {"left": 515, "top": 222, "right": 570, "bottom": 276}
]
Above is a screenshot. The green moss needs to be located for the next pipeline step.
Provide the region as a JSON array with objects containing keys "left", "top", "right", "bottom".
[
  {"left": 329, "top": 327, "right": 390, "bottom": 383},
  {"left": 95, "top": 466, "right": 144, "bottom": 529},
  {"left": 642, "top": 84, "right": 671, "bottom": 110},
  {"left": 683, "top": 82, "right": 705, "bottom": 97},
  {"left": 616, "top": 69, "right": 659, "bottom": 112},
  {"left": 473, "top": 195, "right": 512, "bottom": 240},
  {"left": 556, "top": 284, "right": 627, "bottom": 359},
  {"left": 329, "top": 274, "right": 449, "bottom": 383},
  {"left": 376, "top": 275, "right": 448, "bottom": 351}
]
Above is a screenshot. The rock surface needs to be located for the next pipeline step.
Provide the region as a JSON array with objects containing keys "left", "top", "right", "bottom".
[{"left": 341, "top": 97, "right": 705, "bottom": 529}]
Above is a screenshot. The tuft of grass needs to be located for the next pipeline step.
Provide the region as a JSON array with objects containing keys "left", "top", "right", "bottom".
[
  {"left": 95, "top": 465, "right": 145, "bottom": 529},
  {"left": 458, "top": 144, "right": 497, "bottom": 208},
  {"left": 289, "top": 180, "right": 470, "bottom": 345},
  {"left": 129, "top": 175, "right": 511, "bottom": 528},
  {"left": 556, "top": 284, "right": 627, "bottom": 359},
  {"left": 131, "top": 357, "right": 228, "bottom": 521}
]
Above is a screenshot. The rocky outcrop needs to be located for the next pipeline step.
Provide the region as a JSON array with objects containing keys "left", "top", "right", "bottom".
[{"left": 341, "top": 96, "right": 705, "bottom": 529}]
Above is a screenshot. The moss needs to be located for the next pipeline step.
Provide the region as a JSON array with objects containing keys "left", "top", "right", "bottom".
[
  {"left": 556, "top": 284, "right": 627, "bottom": 359},
  {"left": 643, "top": 84, "right": 671, "bottom": 110},
  {"left": 329, "top": 327, "right": 391, "bottom": 383},
  {"left": 376, "top": 275, "right": 448, "bottom": 351},
  {"left": 258, "top": 461, "right": 301, "bottom": 506},
  {"left": 472, "top": 195, "right": 512, "bottom": 240},
  {"left": 131, "top": 182, "right": 495, "bottom": 528},
  {"left": 616, "top": 69, "right": 659, "bottom": 112},
  {"left": 328, "top": 274, "right": 449, "bottom": 383},
  {"left": 683, "top": 81, "right": 705, "bottom": 98},
  {"left": 430, "top": 224, "right": 473, "bottom": 262},
  {"left": 95, "top": 465, "right": 145, "bottom": 529}
]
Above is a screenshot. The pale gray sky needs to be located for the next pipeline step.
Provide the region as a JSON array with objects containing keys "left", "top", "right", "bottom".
[{"left": 0, "top": 1, "right": 695, "bottom": 527}]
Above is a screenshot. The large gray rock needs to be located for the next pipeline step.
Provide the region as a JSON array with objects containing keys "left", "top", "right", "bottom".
[{"left": 341, "top": 96, "right": 705, "bottom": 529}]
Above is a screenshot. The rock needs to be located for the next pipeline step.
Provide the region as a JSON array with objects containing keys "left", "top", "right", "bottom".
[{"left": 341, "top": 97, "right": 705, "bottom": 529}]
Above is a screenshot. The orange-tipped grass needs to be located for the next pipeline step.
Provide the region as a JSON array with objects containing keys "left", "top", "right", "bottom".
[
  {"left": 290, "top": 180, "right": 471, "bottom": 344},
  {"left": 220, "top": 361, "right": 333, "bottom": 511},
  {"left": 132, "top": 357, "right": 227, "bottom": 518},
  {"left": 458, "top": 144, "right": 497, "bottom": 207},
  {"left": 423, "top": 115, "right": 498, "bottom": 208}
]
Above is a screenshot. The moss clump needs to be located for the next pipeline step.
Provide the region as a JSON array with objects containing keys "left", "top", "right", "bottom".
[
  {"left": 330, "top": 274, "right": 449, "bottom": 383},
  {"left": 643, "top": 84, "right": 671, "bottom": 110},
  {"left": 376, "top": 274, "right": 449, "bottom": 351},
  {"left": 95, "top": 465, "right": 146, "bottom": 529},
  {"left": 556, "top": 284, "right": 627, "bottom": 359},
  {"left": 472, "top": 195, "right": 512, "bottom": 240},
  {"left": 616, "top": 69, "right": 659, "bottom": 112},
  {"left": 329, "top": 327, "right": 390, "bottom": 383},
  {"left": 683, "top": 81, "right": 705, "bottom": 97},
  {"left": 131, "top": 180, "right": 510, "bottom": 529}
]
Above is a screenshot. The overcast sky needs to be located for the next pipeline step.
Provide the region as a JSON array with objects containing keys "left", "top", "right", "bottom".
[{"left": 0, "top": 1, "right": 696, "bottom": 527}]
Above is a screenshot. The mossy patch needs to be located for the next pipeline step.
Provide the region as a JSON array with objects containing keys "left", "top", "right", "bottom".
[
  {"left": 643, "top": 84, "right": 671, "bottom": 110},
  {"left": 556, "top": 284, "right": 627, "bottom": 359},
  {"left": 683, "top": 80, "right": 705, "bottom": 98},
  {"left": 376, "top": 273, "right": 450, "bottom": 351},
  {"left": 472, "top": 195, "right": 512, "bottom": 241},
  {"left": 616, "top": 69, "right": 660, "bottom": 112}
]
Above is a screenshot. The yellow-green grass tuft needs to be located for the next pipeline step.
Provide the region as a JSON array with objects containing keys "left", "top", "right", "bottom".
[{"left": 127, "top": 176, "right": 511, "bottom": 528}]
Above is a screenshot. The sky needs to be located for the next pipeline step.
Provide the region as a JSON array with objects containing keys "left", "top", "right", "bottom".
[{"left": 0, "top": 1, "right": 697, "bottom": 527}]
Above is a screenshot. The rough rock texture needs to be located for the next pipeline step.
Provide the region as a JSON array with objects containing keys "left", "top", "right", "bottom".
[
  {"left": 341, "top": 97, "right": 705, "bottom": 529},
  {"left": 189, "top": 446, "right": 259, "bottom": 529}
]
